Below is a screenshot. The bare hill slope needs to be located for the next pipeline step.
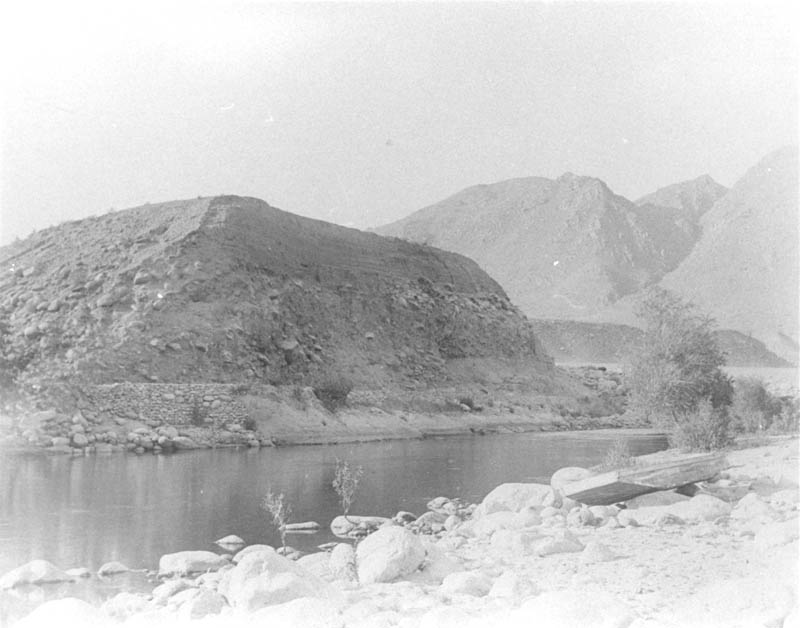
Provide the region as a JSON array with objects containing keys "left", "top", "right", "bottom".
[
  {"left": 658, "top": 147, "right": 799, "bottom": 362},
  {"left": 0, "top": 196, "right": 558, "bottom": 401},
  {"left": 377, "top": 174, "right": 697, "bottom": 320}
]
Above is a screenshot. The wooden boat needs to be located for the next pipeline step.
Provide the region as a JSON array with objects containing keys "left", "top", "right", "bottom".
[{"left": 562, "top": 452, "right": 727, "bottom": 506}]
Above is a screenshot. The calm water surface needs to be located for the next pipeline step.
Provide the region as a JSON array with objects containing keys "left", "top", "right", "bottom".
[{"left": 0, "top": 430, "right": 667, "bottom": 576}]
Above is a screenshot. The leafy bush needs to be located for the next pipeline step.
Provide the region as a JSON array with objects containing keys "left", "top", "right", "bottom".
[
  {"left": 332, "top": 459, "right": 363, "bottom": 519},
  {"left": 625, "top": 288, "right": 732, "bottom": 450},
  {"left": 669, "top": 399, "right": 733, "bottom": 452},
  {"left": 262, "top": 488, "right": 291, "bottom": 551},
  {"left": 731, "top": 377, "right": 783, "bottom": 432},
  {"left": 771, "top": 397, "right": 800, "bottom": 434},
  {"left": 312, "top": 374, "right": 353, "bottom": 411},
  {"left": 598, "top": 436, "right": 635, "bottom": 470}
]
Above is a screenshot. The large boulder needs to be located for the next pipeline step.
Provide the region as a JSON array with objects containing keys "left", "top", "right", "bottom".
[
  {"left": 754, "top": 518, "right": 799, "bottom": 549},
  {"left": 356, "top": 526, "right": 426, "bottom": 584},
  {"left": 177, "top": 588, "right": 227, "bottom": 620},
  {"left": 439, "top": 571, "right": 492, "bottom": 597},
  {"left": 550, "top": 467, "right": 594, "bottom": 493},
  {"left": 227, "top": 571, "right": 320, "bottom": 612},
  {"left": 669, "top": 494, "right": 732, "bottom": 522},
  {"left": 477, "top": 483, "right": 554, "bottom": 516},
  {"left": 101, "top": 592, "right": 150, "bottom": 621},
  {"left": 534, "top": 529, "right": 584, "bottom": 556},
  {"left": 0, "top": 560, "right": 71, "bottom": 588},
  {"left": 232, "top": 544, "right": 274, "bottom": 564},
  {"left": 731, "top": 493, "right": 779, "bottom": 522},
  {"left": 328, "top": 543, "right": 357, "bottom": 582},
  {"left": 158, "top": 550, "right": 228, "bottom": 576}
]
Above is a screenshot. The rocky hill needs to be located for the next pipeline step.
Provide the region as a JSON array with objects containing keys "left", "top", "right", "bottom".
[
  {"left": 658, "top": 147, "right": 799, "bottom": 363},
  {"left": 376, "top": 174, "right": 698, "bottom": 320},
  {"left": 635, "top": 174, "right": 728, "bottom": 221},
  {"left": 0, "top": 196, "right": 565, "bottom": 406}
]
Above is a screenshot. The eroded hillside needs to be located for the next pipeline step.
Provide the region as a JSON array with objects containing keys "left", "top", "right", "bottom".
[{"left": 0, "top": 196, "right": 559, "bottom": 405}]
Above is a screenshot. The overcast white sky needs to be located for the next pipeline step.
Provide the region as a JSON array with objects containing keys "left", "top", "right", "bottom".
[{"left": 0, "top": 1, "right": 797, "bottom": 244}]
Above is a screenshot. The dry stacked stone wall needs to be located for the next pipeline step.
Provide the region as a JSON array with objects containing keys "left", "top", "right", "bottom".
[{"left": 82, "top": 383, "right": 249, "bottom": 427}]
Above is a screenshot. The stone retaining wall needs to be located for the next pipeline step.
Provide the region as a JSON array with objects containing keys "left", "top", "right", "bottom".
[{"left": 81, "top": 383, "right": 250, "bottom": 427}]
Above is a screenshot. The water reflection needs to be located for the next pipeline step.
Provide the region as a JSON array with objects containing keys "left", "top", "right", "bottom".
[{"left": 0, "top": 431, "right": 667, "bottom": 575}]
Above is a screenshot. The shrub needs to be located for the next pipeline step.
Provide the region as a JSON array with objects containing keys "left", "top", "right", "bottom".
[
  {"left": 668, "top": 399, "right": 733, "bottom": 452},
  {"left": 262, "top": 488, "right": 291, "bottom": 551},
  {"left": 457, "top": 396, "right": 475, "bottom": 409},
  {"left": 771, "top": 397, "right": 800, "bottom": 434},
  {"left": 599, "top": 436, "right": 635, "bottom": 470},
  {"left": 731, "top": 377, "right": 782, "bottom": 432},
  {"left": 313, "top": 374, "right": 353, "bottom": 412},
  {"left": 625, "top": 288, "right": 732, "bottom": 432},
  {"left": 332, "top": 459, "right": 363, "bottom": 519}
]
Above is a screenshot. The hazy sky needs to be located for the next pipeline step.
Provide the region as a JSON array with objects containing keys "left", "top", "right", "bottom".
[{"left": 1, "top": 2, "right": 797, "bottom": 244}]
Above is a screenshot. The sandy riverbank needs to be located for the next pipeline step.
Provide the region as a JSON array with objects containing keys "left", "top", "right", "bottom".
[{"left": 1, "top": 436, "right": 797, "bottom": 628}]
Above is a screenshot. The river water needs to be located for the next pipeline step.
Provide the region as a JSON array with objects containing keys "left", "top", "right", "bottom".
[{"left": 0, "top": 430, "right": 667, "bottom": 577}]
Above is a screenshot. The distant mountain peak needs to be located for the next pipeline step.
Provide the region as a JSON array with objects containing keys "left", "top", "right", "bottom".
[{"left": 635, "top": 173, "right": 728, "bottom": 219}]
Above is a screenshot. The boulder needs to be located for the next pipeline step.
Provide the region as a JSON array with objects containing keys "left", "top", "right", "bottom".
[
  {"left": 172, "top": 436, "right": 198, "bottom": 450},
  {"left": 102, "top": 592, "right": 149, "bottom": 621},
  {"left": 550, "top": 467, "right": 594, "bottom": 492},
  {"left": 356, "top": 526, "right": 426, "bottom": 584},
  {"left": 284, "top": 521, "right": 321, "bottom": 532},
  {"left": 510, "top": 506, "right": 542, "bottom": 528},
  {"left": 232, "top": 544, "right": 274, "bottom": 564},
  {"left": 97, "top": 560, "right": 129, "bottom": 576},
  {"left": 769, "top": 489, "right": 800, "bottom": 507},
  {"left": 177, "top": 588, "right": 227, "bottom": 620},
  {"left": 731, "top": 493, "right": 778, "bottom": 522},
  {"left": 478, "top": 483, "right": 554, "bottom": 516},
  {"left": 580, "top": 541, "right": 617, "bottom": 564},
  {"left": 439, "top": 571, "right": 492, "bottom": 597},
  {"left": 215, "top": 534, "right": 245, "bottom": 547},
  {"left": 152, "top": 578, "right": 194, "bottom": 603},
  {"left": 0, "top": 560, "right": 71, "bottom": 588},
  {"left": 296, "top": 552, "right": 333, "bottom": 580},
  {"left": 158, "top": 550, "right": 228, "bottom": 576},
  {"left": 328, "top": 543, "right": 357, "bottom": 582},
  {"left": 753, "top": 518, "right": 799, "bottom": 549},
  {"left": 71, "top": 433, "right": 89, "bottom": 448},
  {"left": 669, "top": 494, "right": 732, "bottom": 522},
  {"left": 534, "top": 529, "right": 584, "bottom": 556},
  {"left": 471, "top": 511, "right": 516, "bottom": 537},
  {"left": 489, "top": 570, "right": 539, "bottom": 600},
  {"left": 227, "top": 571, "right": 320, "bottom": 612},
  {"left": 330, "top": 515, "right": 390, "bottom": 537},
  {"left": 490, "top": 529, "right": 544, "bottom": 555}
]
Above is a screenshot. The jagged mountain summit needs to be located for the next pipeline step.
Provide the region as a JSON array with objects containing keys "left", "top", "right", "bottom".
[
  {"left": 376, "top": 173, "right": 697, "bottom": 320},
  {"left": 658, "top": 146, "right": 799, "bottom": 363},
  {"left": 0, "top": 196, "right": 557, "bottom": 398},
  {"left": 635, "top": 174, "right": 728, "bottom": 221}
]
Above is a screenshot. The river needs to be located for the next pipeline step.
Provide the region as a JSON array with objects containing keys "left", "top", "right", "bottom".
[{"left": 0, "top": 429, "right": 667, "bottom": 578}]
